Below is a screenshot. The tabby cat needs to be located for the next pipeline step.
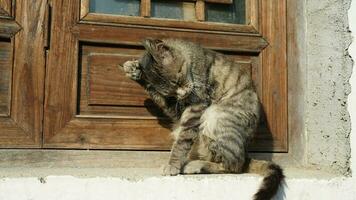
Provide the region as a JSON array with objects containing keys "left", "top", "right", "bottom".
[{"left": 121, "top": 38, "right": 284, "bottom": 200}]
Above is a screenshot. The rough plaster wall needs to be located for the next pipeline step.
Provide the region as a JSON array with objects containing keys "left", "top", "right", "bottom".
[
  {"left": 349, "top": 0, "right": 356, "bottom": 175},
  {"left": 306, "top": 0, "right": 353, "bottom": 175}
]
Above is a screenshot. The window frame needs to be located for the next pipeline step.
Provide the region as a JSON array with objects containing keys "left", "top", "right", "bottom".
[{"left": 80, "top": 0, "right": 259, "bottom": 34}]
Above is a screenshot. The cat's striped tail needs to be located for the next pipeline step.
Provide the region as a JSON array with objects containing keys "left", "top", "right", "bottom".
[{"left": 243, "top": 158, "right": 285, "bottom": 200}]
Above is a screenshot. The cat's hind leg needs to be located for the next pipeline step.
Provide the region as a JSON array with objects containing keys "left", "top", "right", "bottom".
[
  {"left": 183, "top": 160, "right": 226, "bottom": 174},
  {"left": 199, "top": 104, "right": 248, "bottom": 173}
]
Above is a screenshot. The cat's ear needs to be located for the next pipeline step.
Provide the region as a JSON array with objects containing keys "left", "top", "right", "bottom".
[{"left": 142, "top": 38, "right": 173, "bottom": 64}]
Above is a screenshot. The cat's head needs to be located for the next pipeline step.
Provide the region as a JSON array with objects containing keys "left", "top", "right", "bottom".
[{"left": 139, "top": 38, "right": 194, "bottom": 99}]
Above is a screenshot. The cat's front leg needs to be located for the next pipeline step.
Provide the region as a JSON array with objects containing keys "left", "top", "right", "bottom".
[
  {"left": 162, "top": 104, "right": 207, "bottom": 176},
  {"left": 162, "top": 128, "right": 197, "bottom": 176}
]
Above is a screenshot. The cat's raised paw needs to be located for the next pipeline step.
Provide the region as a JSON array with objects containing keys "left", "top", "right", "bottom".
[
  {"left": 162, "top": 164, "right": 180, "bottom": 176},
  {"left": 122, "top": 60, "right": 142, "bottom": 80}
]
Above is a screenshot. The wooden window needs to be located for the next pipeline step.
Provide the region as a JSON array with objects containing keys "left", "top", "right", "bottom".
[{"left": 0, "top": 0, "right": 287, "bottom": 153}]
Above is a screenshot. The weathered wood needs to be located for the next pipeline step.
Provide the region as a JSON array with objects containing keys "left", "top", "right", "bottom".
[
  {"left": 87, "top": 54, "right": 149, "bottom": 106},
  {"left": 0, "top": 0, "right": 11, "bottom": 16},
  {"left": 182, "top": 2, "right": 196, "bottom": 21},
  {"left": 0, "top": 38, "right": 11, "bottom": 116},
  {"left": 246, "top": 0, "right": 259, "bottom": 29},
  {"left": 80, "top": 13, "right": 259, "bottom": 34},
  {"left": 43, "top": 0, "right": 170, "bottom": 149},
  {"left": 259, "top": 0, "right": 288, "bottom": 152},
  {"left": 44, "top": 0, "right": 79, "bottom": 140},
  {"left": 79, "top": 46, "right": 253, "bottom": 119},
  {"left": 79, "top": 44, "right": 165, "bottom": 119},
  {"left": 80, "top": 0, "right": 89, "bottom": 19},
  {"left": 140, "top": 0, "right": 151, "bottom": 17},
  {"left": 189, "top": 0, "right": 232, "bottom": 4},
  {"left": 44, "top": 118, "right": 172, "bottom": 150},
  {"left": 195, "top": 0, "right": 205, "bottom": 21},
  {"left": 43, "top": 0, "right": 288, "bottom": 152},
  {"left": 74, "top": 23, "right": 268, "bottom": 53},
  {"left": 0, "top": 0, "right": 46, "bottom": 147},
  {"left": 0, "top": 18, "right": 21, "bottom": 37},
  {"left": 0, "top": 150, "right": 170, "bottom": 169}
]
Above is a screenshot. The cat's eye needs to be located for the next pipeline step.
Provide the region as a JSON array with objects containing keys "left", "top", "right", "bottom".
[{"left": 171, "top": 80, "right": 179, "bottom": 85}]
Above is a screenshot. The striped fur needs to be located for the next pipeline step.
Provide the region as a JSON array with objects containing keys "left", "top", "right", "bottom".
[{"left": 122, "top": 38, "right": 284, "bottom": 199}]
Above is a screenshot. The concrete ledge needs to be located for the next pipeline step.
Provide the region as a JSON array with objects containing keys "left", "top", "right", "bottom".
[
  {"left": 1, "top": 150, "right": 355, "bottom": 200},
  {"left": 0, "top": 175, "right": 355, "bottom": 200},
  {"left": 0, "top": 150, "right": 340, "bottom": 179}
]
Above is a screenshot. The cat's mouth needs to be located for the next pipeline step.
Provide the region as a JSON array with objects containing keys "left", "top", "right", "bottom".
[{"left": 176, "top": 88, "right": 189, "bottom": 100}]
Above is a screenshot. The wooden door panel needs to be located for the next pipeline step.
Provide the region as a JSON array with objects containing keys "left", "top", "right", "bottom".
[
  {"left": 46, "top": 118, "right": 172, "bottom": 149},
  {"left": 85, "top": 47, "right": 148, "bottom": 106},
  {"left": 79, "top": 43, "right": 163, "bottom": 118},
  {"left": 0, "top": 0, "right": 46, "bottom": 147},
  {"left": 0, "top": 38, "right": 11, "bottom": 115}
]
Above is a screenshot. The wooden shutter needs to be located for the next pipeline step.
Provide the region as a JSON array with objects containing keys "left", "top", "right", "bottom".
[
  {"left": 0, "top": 0, "right": 46, "bottom": 147},
  {"left": 43, "top": 0, "right": 287, "bottom": 152}
]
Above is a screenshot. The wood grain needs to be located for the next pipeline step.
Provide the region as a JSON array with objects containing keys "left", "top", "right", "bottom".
[
  {"left": 44, "top": 118, "right": 172, "bottom": 150},
  {"left": 74, "top": 23, "right": 268, "bottom": 53},
  {"left": 43, "top": 0, "right": 172, "bottom": 149},
  {"left": 189, "top": 0, "right": 232, "bottom": 4},
  {"left": 44, "top": 0, "right": 79, "bottom": 140},
  {"left": 195, "top": 0, "right": 205, "bottom": 21},
  {"left": 0, "top": 0, "right": 46, "bottom": 148},
  {"left": 204, "top": 0, "right": 232, "bottom": 3},
  {"left": 43, "top": 0, "right": 288, "bottom": 152},
  {"left": 0, "top": 18, "right": 21, "bottom": 37},
  {"left": 80, "top": 0, "right": 89, "bottom": 19},
  {"left": 78, "top": 44, "right": 164, "bottom": 118},
  {"left": 0, "top": 38, "right": 11, "bottom": 116},
  {"left": 87, "top": 54, "right": 149, "bottom": 106},
  {"left": 246, "top": 0, "right": 259, "bottom": 29},
  {"left": 80, "top": 13, "right": 259, "bottom": 34},
  {"left": 259, "top": 0, "right": 288, "bottom": 152},
  {"left": 140, "top": 0, "right": 150, "bottom": 17},
  {"left": 0, "top": 0, "right": 11, "bottom": 16}
]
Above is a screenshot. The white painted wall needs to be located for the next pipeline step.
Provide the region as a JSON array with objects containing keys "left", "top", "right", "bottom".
[{"left": 0, "top": 2, "right": 356, "bottom": 200}]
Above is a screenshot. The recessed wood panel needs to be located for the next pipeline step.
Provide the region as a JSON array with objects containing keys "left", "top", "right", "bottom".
[
  {"left": 0, "top": 38, "right": 11, "bottom": 116},
  {"left": 87, "top": 54, "right": 148, "bottom": 106},
  {"left": 78, "top": 43, "right": 164, "bottom": 118}
]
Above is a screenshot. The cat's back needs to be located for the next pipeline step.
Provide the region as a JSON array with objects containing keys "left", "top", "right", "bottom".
[{"left": 207, "top": 51, "right": 254, "bottom": 102}]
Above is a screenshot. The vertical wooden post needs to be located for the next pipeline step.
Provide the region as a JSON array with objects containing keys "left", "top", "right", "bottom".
[
  {"left": 141, "top": 0, "right": 151, "bottom": 17},
  {"left": 195, "top": 0, "right": 205, "bottom": 21}
]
